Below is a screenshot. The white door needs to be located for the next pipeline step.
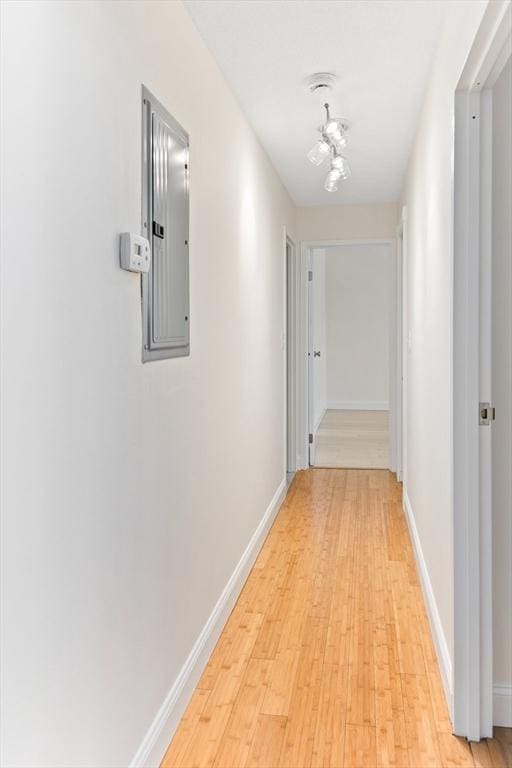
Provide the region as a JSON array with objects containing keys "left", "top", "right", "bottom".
[
  {"left": 307, "top": 249, "right": 329, "bottom": 467},
  {"left": 307, "top": 261, "right": 315, "bottom": 465},
  {"left": 286, "top": 240, "right": 294, "bottom": 473},
  {"left": 453, "top": 22, "right": 511, "bottom": 736},
  {"left": 396, "top": 220, "right": 405, "bottom": 482},
  {"left": 490, "top": 54, "right": 512, "bottom": 729}
]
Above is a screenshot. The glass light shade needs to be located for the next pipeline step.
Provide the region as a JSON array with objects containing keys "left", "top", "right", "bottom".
[
  {"left": 324, "top": 176, "right": 339, "bottom": 192},
  {"left": 307, "top": 139, "right": 330, "bottom": 165},
  {"left": 340, "top": 161, "right": 351, "bottom": 180},
  {"left": 327, "top": 168, "right": 342, "bottom": 182},
  {"left": 324, "top": 119, "right": 339, "bottom": 136},
  {"left": 332, "top": 131, "right": 347, "bottom": 150},
  {"left": 331, "top": 155, "right": 351, "bottom": 179}
]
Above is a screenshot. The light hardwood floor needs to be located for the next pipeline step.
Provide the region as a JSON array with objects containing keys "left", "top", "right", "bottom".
[
  {"left": 162, "top": 470, "right": 511, "bottom": 768},
  {"left": 314, "top": 411, "right": 389, "bottom": 469}
]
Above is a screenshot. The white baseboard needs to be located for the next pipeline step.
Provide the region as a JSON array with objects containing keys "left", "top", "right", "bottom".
[
  {"left": 130, "top": 479, "right": 287, "bottom": 768},
  {"left": 493, "top": 683, "right": 512, "bottom": 727},
  {"left": 402, "top": 490, "right": 453, "bottom": 717},
  {"left": 327, "top": 400, "right": 389, "bottom": 411}
]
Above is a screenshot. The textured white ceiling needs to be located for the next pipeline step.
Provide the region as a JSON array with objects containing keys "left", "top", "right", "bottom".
[{"left": 184, "top": 0, "right": 448, "bottom": 206}]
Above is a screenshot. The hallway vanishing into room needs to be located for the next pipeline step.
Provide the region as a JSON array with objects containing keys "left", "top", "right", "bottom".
[
  {"left": 314, "top": 411, "right": 389, "bottom": 469},
  {"left": 162, "top": 470, "right": 511, "bottom": 768}
]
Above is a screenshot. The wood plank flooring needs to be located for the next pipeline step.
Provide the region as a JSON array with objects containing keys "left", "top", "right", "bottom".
[
  {"left": 314, "top": 411, "right": 389, "bottom": 469},
  {"left": 162, "top": 470, "right": 511, "bottom": 768}
]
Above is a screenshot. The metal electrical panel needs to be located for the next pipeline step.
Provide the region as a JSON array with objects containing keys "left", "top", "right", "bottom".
[{"left": 141, "top": 86, "right": 190, "bottom": 361}]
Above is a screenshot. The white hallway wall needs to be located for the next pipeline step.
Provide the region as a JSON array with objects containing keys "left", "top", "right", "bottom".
[
  {"left": 325, "top": 244, "right": 391, "bottom": 410},
  {"left": 297, "top": 202, "right": 398, "bottom": 242},
  {"left": 492, "top": 55, "right": 512, "bottom": 724},
  {"left": 399, "top": 0, "right": 487, "bottom": 707},
  {"left": 0, "top": 1, "right": 295, "bottom": 766}
]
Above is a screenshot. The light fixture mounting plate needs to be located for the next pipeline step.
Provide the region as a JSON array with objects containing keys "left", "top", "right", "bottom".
[{"left": 305, "top": 72, "right": 337, "bottom": 96}]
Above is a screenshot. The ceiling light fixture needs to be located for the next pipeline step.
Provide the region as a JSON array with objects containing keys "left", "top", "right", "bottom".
[{"left": 307, "top": 102, "right": 351, "bottom": 193}]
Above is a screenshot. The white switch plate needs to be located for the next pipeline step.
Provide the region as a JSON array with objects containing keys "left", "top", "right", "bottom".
[{"left": 120, "top": 232, "right": 151, "bottom": 274}]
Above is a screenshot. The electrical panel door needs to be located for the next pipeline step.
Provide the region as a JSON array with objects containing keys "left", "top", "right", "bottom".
[{"left": 142, "top": 87, "right": 189, "bottom": 361}]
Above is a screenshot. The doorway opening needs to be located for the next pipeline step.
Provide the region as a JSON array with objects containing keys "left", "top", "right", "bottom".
[{"left": 305, "top": 239, "right": 399, "bottom": 470}]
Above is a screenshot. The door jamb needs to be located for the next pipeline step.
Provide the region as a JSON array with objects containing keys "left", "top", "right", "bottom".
[
  {"left": 284, "top": 230, "right": 305, "bottom": 473},
  {"left": 300, "top": 238, "right": 397, "bottom": 469},
  {"left": 307, "top": 248, "right": 316, "bottom": 466},
  {"left": 453, "top": 0, "right": 511, "bottom": 741},
  {"left": 395, "top": 209, "right": 407, "bottom": 484}
]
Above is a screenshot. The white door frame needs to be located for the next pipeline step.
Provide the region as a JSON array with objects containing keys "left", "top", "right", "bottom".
[
  {"left": 395, "top": 209, "right": 407, "bottom": 483},
  {"left": 284, "top": 230, "right": 306, "bottom": 473},
  {"left": 307, "top": 249, "right": 316, "bottom": 465},
  {"left": 453, "top": 0, "right": 511, "bottom": 741},
  {"left": 300, "top": 238, "right": 398, "bottom": 469}
]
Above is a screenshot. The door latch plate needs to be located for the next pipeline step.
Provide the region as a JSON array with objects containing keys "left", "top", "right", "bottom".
[{"left": 479, "top": 402, "right": 496, "bottom": 425}]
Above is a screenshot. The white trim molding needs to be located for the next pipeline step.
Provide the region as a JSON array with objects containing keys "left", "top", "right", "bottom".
[
  {"left": 395, "top": 207, "right": 407, "bottom": 483},
  {"left": 130, "top": 479, "right": 287, "bottom": 768},
  {"left": 391, "top": 220, "right": 401, "bottom": 478},
  {"left": 327, "top": 400, "right": 389, "bottom": 411},
  {"left": 493, "top": 684, "right": 512, "bottom": 727},
  {"left": 458, "top": 0, "right": 512, "bottom": 91},
  {"left": 285, "top": 231, "right": 302, "bottom": 473},
  {"left": 453, "top": 0, "right": 511, "bottom": 741},
  {"left": 453, "top": 83, "right": 493, "bottom": 743},
  {"left": 298, "top": 241, "right": 310, "bottom": 469},
  {"left": 301, "top": 237, "right": 397, "bottom": 470},
  {"left": 301, "top": 238, "right": 395, "bottom": 249},
  {"left": 403, "top": 491, "right": 453, "bottom": 715}
]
